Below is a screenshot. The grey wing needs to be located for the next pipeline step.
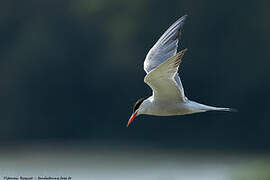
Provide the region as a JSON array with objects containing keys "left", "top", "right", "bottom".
[
  {"left": 144, "top": 15, "right": 187, "bottom": 73},
  {"left": 174, "top": 73, "right": 186, "bottom": 100},
  {"left": 144, "top": 49, "right": 187, "bottom": 102}
]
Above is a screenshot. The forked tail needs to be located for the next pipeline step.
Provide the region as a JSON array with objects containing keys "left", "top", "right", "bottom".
[
  {"left": 210, "top": 107, "right": 237, "bottom": 112},
  {"left": 188, "top": 100, "right": 237, "bottom": 113}
]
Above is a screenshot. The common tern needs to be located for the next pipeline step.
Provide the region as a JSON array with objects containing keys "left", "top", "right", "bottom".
[{"left": 127, "top": 15, "right": 235, "bottom": 127}]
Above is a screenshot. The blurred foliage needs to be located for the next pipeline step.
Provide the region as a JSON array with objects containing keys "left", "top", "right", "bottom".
[
  {"left": 232, "top": 159, "right": 270, "bottom": 180},
  {"left": 0, "top": 0, "right": 269, "bottom": 149}
]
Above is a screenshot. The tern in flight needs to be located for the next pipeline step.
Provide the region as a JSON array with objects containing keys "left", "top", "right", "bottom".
[{"left": 127, "top": 15, "right": 235, "bottom": 127}]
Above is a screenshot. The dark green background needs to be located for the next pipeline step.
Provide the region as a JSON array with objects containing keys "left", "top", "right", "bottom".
[{"left": 0, "top": 0, "right": 269, "bottom": 150}]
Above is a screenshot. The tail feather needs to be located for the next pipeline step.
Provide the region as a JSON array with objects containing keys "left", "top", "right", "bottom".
[
  {"left": 188, "top": 101, "right": 237, "bottom": 113},
  {"left": 211, "top": 107, "right": 238, "bottom": 112}
]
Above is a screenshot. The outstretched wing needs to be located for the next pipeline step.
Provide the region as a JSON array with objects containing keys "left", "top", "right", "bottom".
[
  {"left": 144, "top": 49, "right": 187, "bottom": 102},
  {"left": 144, "top": 15, "right": 187, "bottom": 73}
]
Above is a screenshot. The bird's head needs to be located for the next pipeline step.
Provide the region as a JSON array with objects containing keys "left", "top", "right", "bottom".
[{"left": 127, "top": 97, "right": 148, "bottom": 127}]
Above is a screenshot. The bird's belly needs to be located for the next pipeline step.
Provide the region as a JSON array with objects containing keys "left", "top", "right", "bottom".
[{"left": 145, "top": 102, "right": 191, "bottom": 116}]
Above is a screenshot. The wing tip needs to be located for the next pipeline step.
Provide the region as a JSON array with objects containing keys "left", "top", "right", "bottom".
[
  {"left": 228, "top": 108, "right": 238, "bottom": 112},
  {"left": 182, "top": 14, "right": 188, "bottom": 20},
  {"left": 178, "top": 14, "right": 188, "bottom": 24},
  {"left": 181, "top": 48, "right": 188, "bottom": 52},
  {"left": 178, "top": 48, "right": 188, "bottom": 57}
]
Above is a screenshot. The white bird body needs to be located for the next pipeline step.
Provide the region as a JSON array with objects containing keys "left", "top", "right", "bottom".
[
  {"left": 139, "top": 97, "right": 231, "bottom": 117},
  {"left": 127, "top": 15, "right": 234, "bottom": 127}
]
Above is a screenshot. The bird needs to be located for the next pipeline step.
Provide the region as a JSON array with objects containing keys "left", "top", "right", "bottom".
[{"left": 127, "top": 15, "right": 235, "bottom": 127}]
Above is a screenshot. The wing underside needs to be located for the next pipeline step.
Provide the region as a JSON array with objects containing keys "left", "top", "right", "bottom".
[
  {"left": 143, "top": 15, "right": 188, "bottom": 102},
  {"left": 144, "top": 15, "right": 187, "bottom": 73},
  {"left": 144, "top": 49, "right": 187, "bottom": 102}
]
